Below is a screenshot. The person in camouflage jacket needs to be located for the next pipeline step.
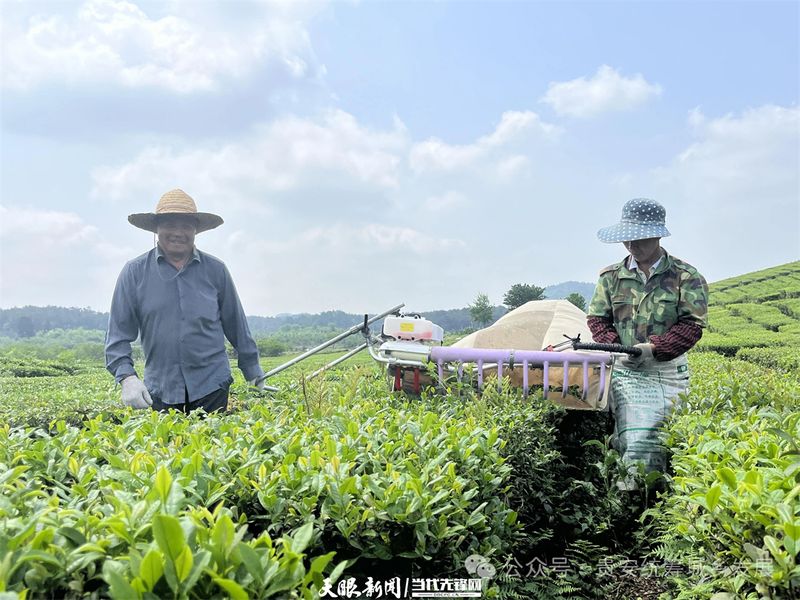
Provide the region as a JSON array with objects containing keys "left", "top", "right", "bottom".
[
  {"left": 587, "top": 198, "right": 708, "bottom": 365},
  {"left": 587, "top": 198, "right": 708, "bottom": 487}
]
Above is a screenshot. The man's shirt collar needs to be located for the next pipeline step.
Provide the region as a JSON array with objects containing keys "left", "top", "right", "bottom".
[
  {"left": 626, "top": 250, "right": 670, "bottom": 281},
  {"left": 628, "top": 254, "right": 663, "bottom": 273},
  {"left": 155, "top": 245, "right": 201, "bottom": 263}
]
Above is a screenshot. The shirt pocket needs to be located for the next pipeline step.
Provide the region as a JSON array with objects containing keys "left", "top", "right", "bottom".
[
  {"left": 651, "top": 294, "right": 679, "bottom": 329},
  {"left": 194, "top": 290, "right": 220, "bottom": 324},
  {"left": 610, "top": 294, "right": 635, "bottom": 325}
]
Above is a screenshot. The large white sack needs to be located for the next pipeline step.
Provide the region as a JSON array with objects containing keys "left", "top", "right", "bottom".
[{"left": 453, "top": 299, "right": 609, "bottom": 410}]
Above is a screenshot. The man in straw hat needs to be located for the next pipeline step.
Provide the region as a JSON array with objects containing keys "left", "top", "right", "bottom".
[
  {"left": 105, "top": 189, "right": 265, "bottom": 413},
  {"left": 586, "top": 198, "right": 708, "bottom": 489}
]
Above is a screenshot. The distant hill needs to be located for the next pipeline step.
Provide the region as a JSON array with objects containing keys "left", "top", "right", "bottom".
[
  {"left": 0, "top": 304, "right": 503, "bottom": 339},
  {"left": 543, "top": 281, "right": 595, "bottom": 303},
  {"left": 0, "top": 298, "right": 505, "bottom": 338},
  {"left": 0, "top": 306, "right": 108, "bottom": 339},
  {"left": 4, "top": 265, "right": 799, "bottom": 368},
  {"left": 0, "top": 278, "right": 594, "bottom": 341}
]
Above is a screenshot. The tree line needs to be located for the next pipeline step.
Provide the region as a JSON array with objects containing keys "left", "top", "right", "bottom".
[
  {"left": 469, "top": 283, "right": 589, "bottom": 328},
  {"left": 0, "top": 306, "right": 500, "bottom": 340},
  {"left": 0, "top": 282, "right": 592, "bottom": 356}
]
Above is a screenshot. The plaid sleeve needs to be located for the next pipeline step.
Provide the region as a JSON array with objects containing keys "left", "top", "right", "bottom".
[
  {"left": 649, "top": 321, "right": 704, "bottom": 360},
  {"left": 587, "top": 316, "right": 621, "bottom": 344}
]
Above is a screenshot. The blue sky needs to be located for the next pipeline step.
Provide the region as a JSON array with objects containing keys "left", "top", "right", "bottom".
[{"left": 1, "top": 0, "right": 798, "bottom": 315}]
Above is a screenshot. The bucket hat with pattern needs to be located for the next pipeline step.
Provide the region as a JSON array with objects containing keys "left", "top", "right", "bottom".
[{"left": 597, "top": 198, "right": 671, "bottom": 243}]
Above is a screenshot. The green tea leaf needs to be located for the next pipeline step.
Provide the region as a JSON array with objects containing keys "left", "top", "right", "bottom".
[
  {"left": 784, "top": 521, "right": 799, "bottom": 542},
  {"left": 139, "top": 550, "right": 163, "bottom": 591},
  {"left": 182, "top": 549, "right": 211, "bottom": 592},
  {"left": 764, "top": 535, "right": 787, "bottom": 565},
  {"left": 236, "top": 543, "right": 264, "bottom": 587},
  {"left": 29, "top": 528, "right": 54, "bottom": 550},
  {"left": 290, "top": 522, "right": 314, "bottom": 554},
  {"left": 103, "top": 561, "right": 139, "bottom": 600},
  {"left": 211, "top": 514, "right": 235, "bottom": 554},
  {"left": 706, "top": 485, "right": 722, "bottom": 511},
  {"left": 214, "top": 577, "right": 248, "bottom": 600},
  {"left": 57, "top": 527, "right": 85, "bottom": 547},
  {"left": 152, "top": 515, "right": 185, "bottom": 561},
  {"left": 174, "top": 546, "right": 193, "bottom": 583},
  {"left": 328, "top": 559, "right": 348, "bottom": 584},
  {"left": 309, "top": 551, "right": 335, "bottom": 575},
  {"left": 154, "top": 466, "right": 172, "bottom": 504},
  {"left": 716, "top": 467, "right": 737, "bottom": 490}
]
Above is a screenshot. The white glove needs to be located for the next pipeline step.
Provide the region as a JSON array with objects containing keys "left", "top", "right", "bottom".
[
  {"left": 621, "top": 343, "right": 655, "bottom": 369},
  {"left": 121, "top": 375, "right": 153, "bottom": 409},
  {"left": 249, "top": 376, "right": 266, "bottom": 391}
]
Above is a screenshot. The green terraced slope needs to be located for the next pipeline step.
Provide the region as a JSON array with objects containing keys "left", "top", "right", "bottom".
[{"left": 696, "top": 261, "right": 800, "bottom": 368}]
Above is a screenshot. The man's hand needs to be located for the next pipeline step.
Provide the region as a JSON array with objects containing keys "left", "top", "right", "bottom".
[
  {"left": 121, "top": 375, "right": 153, "bottom": 409},
  {"left": 620, "top": 343, "right": 655, "bottom": 369},
  {"left": 249, "top": 376, "right": 266, "bottom": 391}
]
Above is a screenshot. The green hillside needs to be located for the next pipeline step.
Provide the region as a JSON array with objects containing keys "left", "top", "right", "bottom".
[{"left": 696, "top": 260, "right": 800, "bottom": 369}]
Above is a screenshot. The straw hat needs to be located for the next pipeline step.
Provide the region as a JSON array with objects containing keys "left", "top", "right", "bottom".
[
  {"left": 128, "top": 189, "right": 223, "bottom": 233},
  {"left": 597, "top": 198, "right": 671, "bottom": 243}
]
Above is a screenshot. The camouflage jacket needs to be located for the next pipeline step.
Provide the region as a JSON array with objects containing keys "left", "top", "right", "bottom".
[{"left": 587, "top": 250, "right": 708, "bottom": 348}]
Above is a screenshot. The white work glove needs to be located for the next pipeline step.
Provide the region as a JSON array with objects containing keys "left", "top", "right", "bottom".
[
  {"left": 621, "top": 343, "right": 655, "bottom": 369},
  {"left": 249, "top": 376, "right": 266, "bottom": 391},
  {"left": 121, "top": 375, "right": 153, "bottom": 409}
]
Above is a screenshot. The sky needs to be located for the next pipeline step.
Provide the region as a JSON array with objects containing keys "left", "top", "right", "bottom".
[{"left": 1, "top": 0, "right": 798, "bottom": 316}]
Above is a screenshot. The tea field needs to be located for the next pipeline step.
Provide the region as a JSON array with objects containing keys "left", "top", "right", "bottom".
[{"left": 0, "top": 262, "right": 798, "bottom": 599}]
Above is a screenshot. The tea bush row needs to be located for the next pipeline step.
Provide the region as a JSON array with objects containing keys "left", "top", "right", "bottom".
[
  {"left": 694, "top": 330, "right": 797, "bottom": 356},
  {"left": 0, "top": 372, "right": 563, "bottom": 599},
  {"left": 0, "top": 352, "right": 377, "bottom": 428},
  {"left": 735, "top": 347, "right": 800, "bottom": 373},
  {"left": 709, "top": 263, "right": 800, "bottom": 307},
  {"left": 727, "top": 303, "right": 798, "bottom": 331},
  {"left": 0, "top": 355, "right": 85, "bottom": 378},
  {"left": 765, "top": 298, "right": 800, "bottom": 319},
  {"left": 653, "top": 353, "right": 800, "bottom": 599}
]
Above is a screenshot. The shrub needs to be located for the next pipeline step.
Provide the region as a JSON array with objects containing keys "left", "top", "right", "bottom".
[
  {"left": 0, "top": 355, "right": 83, "bottom": 377},
  {"left": 736, "top": 347, "right": 800, "bottom": 372},
  {"left": 0, "top": 373, "right": 553, "bottom": 597},
  {"left": 256, "top": 337, "right": 289, "bottom": 357},
  {"left": 651, "top": 354, "right": 800, "bottom": 599}
]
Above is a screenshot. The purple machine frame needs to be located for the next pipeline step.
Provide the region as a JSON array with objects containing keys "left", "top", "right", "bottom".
[{"left": 428, "top": 346, "right": 610, "bottom": 402}]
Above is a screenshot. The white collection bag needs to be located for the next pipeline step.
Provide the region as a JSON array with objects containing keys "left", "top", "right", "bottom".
[{"left": 610, "top": 355, "right": 690, "bottom": 475}]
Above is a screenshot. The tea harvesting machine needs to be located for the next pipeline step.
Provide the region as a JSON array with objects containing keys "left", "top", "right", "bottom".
[{"left": 254, "top": 303, "right": 640, "bottom": 410}]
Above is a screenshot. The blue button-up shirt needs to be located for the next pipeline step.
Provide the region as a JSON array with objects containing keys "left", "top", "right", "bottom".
[{"left": 105, "top": 246, "right": 263, "bottom": 405}]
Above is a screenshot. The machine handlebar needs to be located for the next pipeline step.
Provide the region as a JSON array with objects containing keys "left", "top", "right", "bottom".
[{"left": 572, "top": 342, "right": 642, "bottom": 356}]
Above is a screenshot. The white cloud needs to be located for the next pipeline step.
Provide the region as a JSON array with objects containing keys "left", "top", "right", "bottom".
[
  {"left": 481, "top": 111, "right": 557, "bottom": 146},
  {"left": 91, "top": 108, "right": 553, "bottom": 218},
  {"left": 0, "top": 206, "right": 133, "bottom": 308},
  {"left": 225, "top": 222, "right": 465, "bottom": 256},
  {"left": 91, "top": 109, "right": 409, "bottom": 210},
  {"left": 305, "top": 223, "right": 466, "bottom": 254},
  {"left": 0, "top": 205, "right": 98, "bottom": 244},
  {"left": 541, "top": 65, "right": 662, "bottom": 118},
  {"left": 638, "top": 104, "right": 799, "bottom": 279},
  {"left": 657, "top": 105, "right": 799, "bottom": 197},
  {"left": 79, "top": 106, "right": 568, "bottom": 313},
  {"left": 1, "top": 0, "right": 324, "bottom": 92},
  {"left": 424, "top": 191, "right": 467, "bottom": 212},
  {"left": 408, "top": 139, "right": 483, "bottom": 173},
  {"left": 496, "top": 155, "right": 530, "bottom": 180},
  {"left": 208, "top": 224, "right": 467, "bottom": 313},
  {"left": 409, "top": 111, "right": 559, "bottom": 173}
]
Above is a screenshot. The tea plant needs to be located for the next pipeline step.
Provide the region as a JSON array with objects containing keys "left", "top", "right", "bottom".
[
  {"left": 0, "top": 373, "right": 551, "bottom": 598},
  {"left": 651, "top": 354, "right": 800, "bottom": 599}
]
